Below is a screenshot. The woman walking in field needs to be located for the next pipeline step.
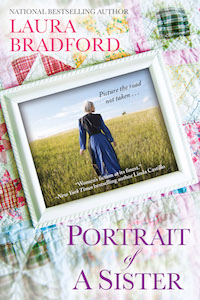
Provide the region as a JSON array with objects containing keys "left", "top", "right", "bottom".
[{"left": 79, "top": 101, "right": 121, "bottom": 176}]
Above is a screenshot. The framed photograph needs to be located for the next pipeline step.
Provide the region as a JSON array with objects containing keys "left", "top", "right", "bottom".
[{"left": 1, "top": 51, "right": 197, "bottom": 228}]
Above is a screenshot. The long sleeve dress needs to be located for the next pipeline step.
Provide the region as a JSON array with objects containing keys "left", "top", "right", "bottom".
[{"left": 79, "top": 113, "right": 121, "bottom": 176}]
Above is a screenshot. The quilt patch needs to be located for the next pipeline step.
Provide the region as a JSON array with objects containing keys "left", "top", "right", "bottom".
[
  {"left": 41, "top": 55, "right": 75, "bottom": 76},
  {"left": 0, "top": 242, "right": 19, "bottom": 268},
  {"left": 12, "top": 54, "right": 38, "bottom": 85},
  {"left": 26, "top": 237, "right": 49, "bottom": 270},
  {"left": 0, "top": 182, "right": 18, "bottom": 210},
  {"left": 156, "top": 7, "right": 190, "bottom": 39}
]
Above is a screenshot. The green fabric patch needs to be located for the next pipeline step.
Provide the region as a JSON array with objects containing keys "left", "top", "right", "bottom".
[
  {"left": 0, "top": 243, "right": 19, "bottom": 268},
  {"left": 26, "top": 239, "right": 49, "bottom": 269},
  {"left": 156, "top": 7, "right": 190, "bottom": 39}
]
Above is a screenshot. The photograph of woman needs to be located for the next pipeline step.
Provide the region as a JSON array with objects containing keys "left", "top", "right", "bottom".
[
  {"left": 79, "top": 101, "right": 121, "bottom": 176},
  {"left": 20, "top": 68, "right": 178, "bottom": 205}
]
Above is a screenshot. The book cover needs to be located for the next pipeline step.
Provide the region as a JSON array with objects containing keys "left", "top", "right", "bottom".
[{"left": 0, "top": 0, "right": 199, "bottom": 299}]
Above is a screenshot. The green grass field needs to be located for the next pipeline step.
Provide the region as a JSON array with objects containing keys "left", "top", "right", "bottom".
[{"left": 30, "top": 107, "right": 178, "bottom": 207}]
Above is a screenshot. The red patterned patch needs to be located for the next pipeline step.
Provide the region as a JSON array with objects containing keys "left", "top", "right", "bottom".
[
  {"left": 2, "top": 140, "right": 11, "bottom": 151},
  {"left": 12, "top": 54, "right": 38, "bottom": 85},
  {"left": 41, "top": 54, "right": 74, "bottom": 76},
  {"left": 1, "top": 171, "right": 12, "bottom": 184},
  {"left": 0, "top": 123, "right": 7, "bottom": 137},
  {"left": 13, "top": 178, "right": 23, "bottom": 193},
  {"left": 0, "top": 181, "right": 18, "bottom": 210}
]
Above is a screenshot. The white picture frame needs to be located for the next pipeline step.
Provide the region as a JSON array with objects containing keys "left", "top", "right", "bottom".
[{"left": 0, "top": 51, "right": 197, "bottom": 228}]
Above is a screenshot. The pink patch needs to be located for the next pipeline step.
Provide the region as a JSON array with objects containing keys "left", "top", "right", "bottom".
[
  {"left": 123, "top": 0, "right": 150, "bottom": 53},
  {"left": 0, "top": 123, "right": 7, "bottom": 137},
  {"left": 193, "top": 157, "right": 198, "bottom": 163},
  {"left": 0, "top": 151, "right": 7, "bottom": 164},
  {"left": 2, "top": 140, "right": 11, "bottom": 151},
  {"left": 163, "top": 48, "right": 200, "bottom": 66}
]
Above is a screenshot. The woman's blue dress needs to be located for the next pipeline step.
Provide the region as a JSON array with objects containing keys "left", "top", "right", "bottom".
[{"left": 79, "top": 113, "right": 121, "bottom": 176}]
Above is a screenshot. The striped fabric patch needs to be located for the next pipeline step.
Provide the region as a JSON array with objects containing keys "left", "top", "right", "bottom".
[
  {"left": 156, "top": 7, "right": 190, "bottom": 39},
  {"left": 26, "top": 238, "right": 49, "bottom": 270},
  {"left": 0, "top": 243, "right": 19, "bottom": 268}
]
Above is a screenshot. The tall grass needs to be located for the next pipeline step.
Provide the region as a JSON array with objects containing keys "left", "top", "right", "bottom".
[{"left": 30, "top": 107, "right": 178, "bottom": 207}]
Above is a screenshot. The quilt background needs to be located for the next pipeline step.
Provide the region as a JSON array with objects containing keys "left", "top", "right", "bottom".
[{"left": 0, "top": 0, "right": 200, "bottom": 299}]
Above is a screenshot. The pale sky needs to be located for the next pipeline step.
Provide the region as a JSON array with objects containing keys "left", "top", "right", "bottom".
[{"left": 19, "top": 68, "right": 159, "bottom": 142}]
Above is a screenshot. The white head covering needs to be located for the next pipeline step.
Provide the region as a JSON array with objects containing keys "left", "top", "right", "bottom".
[{"left": 83, "top": 101, "right": 93, "bottom": 113}]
